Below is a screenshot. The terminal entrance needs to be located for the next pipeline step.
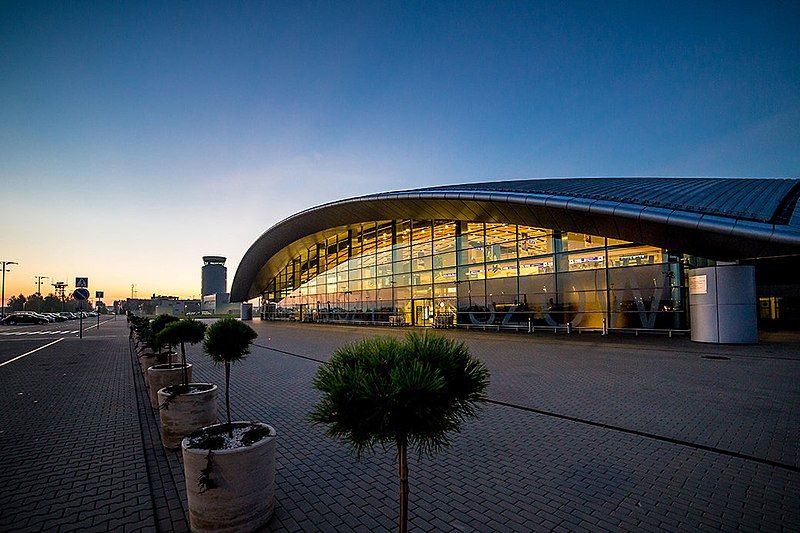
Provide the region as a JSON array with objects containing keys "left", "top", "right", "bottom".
[{"left": 412, "top": 299, "right": 433, "bottom": 327}]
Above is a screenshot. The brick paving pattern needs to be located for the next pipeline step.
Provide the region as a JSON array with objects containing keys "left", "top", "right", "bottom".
[
  {"left": 0, "top": 321, "right": 154, "bottom": 531},
  {"left": 0, "top": 318, "right": 798, "bottom": 531},
  {"left": 186, "top": 321, "right": 800, "bottom": 532}
]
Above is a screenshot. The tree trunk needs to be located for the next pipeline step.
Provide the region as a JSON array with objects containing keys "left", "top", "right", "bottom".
[
  {"left": 181, "top": 341, "right": 188, "bottom": 387},
  {"left": 397, "top": 439, "right": 409, "bottom": 533},
  {"left": 225, "top": 362, "right": 232, "bottom": 437}
]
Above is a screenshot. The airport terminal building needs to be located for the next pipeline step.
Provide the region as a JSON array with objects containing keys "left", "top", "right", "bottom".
[{"left": 230, "top": 178, "right": 800, "bottom": 340}]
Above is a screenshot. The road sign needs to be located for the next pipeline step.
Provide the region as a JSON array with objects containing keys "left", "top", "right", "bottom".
[
  {"left": 96, "top": 291, "right": 104, "bottom": 298},
  {"left": 73, "top": 288, "right": 90, "bottom": 300},
  {"left": 75, "top": 277, "right": 89, "bottom": 288}
]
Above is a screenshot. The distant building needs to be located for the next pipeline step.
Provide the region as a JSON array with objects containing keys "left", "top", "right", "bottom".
[
  {"left": 122, "top": 295, "right": 201, "bottom": 316},
  {"left": 202, "top": 256, "right": 227, "bottom": 297}
]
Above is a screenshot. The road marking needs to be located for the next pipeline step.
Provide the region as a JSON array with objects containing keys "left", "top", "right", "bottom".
[
  {"left": 0, "top": 338, "right": 64, "bottom": 368},
  {"left": 0, "top": 330, "right": 79, "bottom": 336},
  {"left": 83, "top": 319, "right": 114, "bottom": 332}
]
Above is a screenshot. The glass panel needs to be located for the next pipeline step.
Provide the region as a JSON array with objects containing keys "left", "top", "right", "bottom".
[
  {"left": 563, "top": 251, "right": 605, "bottom": 271},
  {"left": 411, "top": 220, "right": 432, "bottom": 242},
  {"left": 608, "top": 245, "right": 662, "bottom": 267},
  {"left": 459, "top": 247, "right": 485, "bottom": 265},
  {"left": 377, "top": 250, "right": 392, "bottom": 265},
  {"left": 486, "top": 277, "right": 518, "bottom": 304},
  {"left": 486, "top": 260, "right": 518, "bottom": 279},
  {"left": 458, "top": 231, "right": 484, "bottom": 250},
  {"left": 607, "top": 237, "right": 630, "bottom": 247},
  {"left": 393, "top": 260, "right": 411, "bottom": 274},
  {"left": 393, "top": 246, "right": 411, "bottom": 262},
  {"left": 377, "top": 288, "right": 392, "bottom": 302},
  {"left": 376, "top": 263, "right": 392, "bottom": 277},
  {"left": 432, "top": 252, "right": 456, "bottom": 268},
  {"left": 485, "top": 241, "right": 517, "bottom": 262},
  {"left": 434, "top": 284, "right": 458, "bottom": 297},
  {"left": 458, "top": 265, "right": 485, "bottom": 281},
  {"left": 518, "top": 234, "right": 552, "bottom": 258},
  {"left": 485, "top": 224, "right": 516, "bottom": 245},
  {"left": 412, "top": 285, "right": 433, "bottom": 299},
  {"left": 561, "top": 232, "right": 605, "bottom": 251},
  {"left": 412, "top": 271, "right": 433, "bottom": 285},
  {"left": 378, "top": 275, "right": 393, "bottom": 288},
  {"left": 432, "top": 221, "right": 457, "bottom": 240},
  {"left": 394, "top": 273, "right": 411, "bottom": 287},
  {"left": 463, "top": 222, "right": 484, "bottom": 234},
  {"left": 608, "top": 263, "right": 680, "bottom": 329},
  {"left": 433, "top": 237, "right": 456, "bottom": 254},
  {"left": 412, "top": 240, "right": 433, "bottom": 256},
  {"left": 395, "top": 286, "right": 411, "bottom": 300},
  {"left": 434, "top": 268, "right": 457, "bottom": 283},
  {"left": 413, "top": 255, "right": 432, "bottom": 271},
  {"left": 396, "top": 221, "right": 412, "bottom": 246}
]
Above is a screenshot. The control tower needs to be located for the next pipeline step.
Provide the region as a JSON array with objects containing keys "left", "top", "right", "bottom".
[{"left": 201, "top": 256, "right": 227, "bottom": 297}]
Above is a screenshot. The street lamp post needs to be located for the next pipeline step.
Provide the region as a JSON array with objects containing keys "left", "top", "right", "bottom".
[
  {"left": 1, "top": 261, "right": 19, "bottom": 318},
  {"left": 33, "top": 276, "right": 50, "bottom": 313},
  {"left": 34, "top": 275, "right": 49, "bottom": 296}
]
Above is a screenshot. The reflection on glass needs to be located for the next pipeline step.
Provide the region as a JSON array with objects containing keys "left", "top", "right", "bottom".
[{"left": 265, "top": 219, "right": 681, "bottom": 330}]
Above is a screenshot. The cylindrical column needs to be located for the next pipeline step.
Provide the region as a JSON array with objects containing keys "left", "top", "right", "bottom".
[{"left": 689, "top": 264, "right": 757, "bottom": 344}]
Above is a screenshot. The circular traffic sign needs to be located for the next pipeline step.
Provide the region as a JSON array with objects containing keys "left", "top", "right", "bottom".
[{"left": 73, "top": 288, "right": 90, "bottom": 301}]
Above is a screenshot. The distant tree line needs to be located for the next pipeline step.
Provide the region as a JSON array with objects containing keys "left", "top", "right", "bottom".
[{"left": 6, "top": 292, "right": 94, "bottom": 313}]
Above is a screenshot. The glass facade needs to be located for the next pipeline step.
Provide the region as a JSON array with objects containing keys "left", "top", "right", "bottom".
[{"left": 262, "top": 220, "right": 687, "bottom": 330}]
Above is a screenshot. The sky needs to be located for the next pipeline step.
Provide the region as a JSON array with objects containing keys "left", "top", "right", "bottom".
[{"left": 1, "top": 1, "right": 798, "bottom": 304}]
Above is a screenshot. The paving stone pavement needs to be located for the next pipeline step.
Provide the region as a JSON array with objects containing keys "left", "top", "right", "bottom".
[
  {"left": 0, "top": 320, "right": 155, "bottom": 531},
  {"left": 1, "top": 318, "right": 798, "bottom": 532},
  {"left": 184, "top": 320, "right": 800, "bottom": 532}
]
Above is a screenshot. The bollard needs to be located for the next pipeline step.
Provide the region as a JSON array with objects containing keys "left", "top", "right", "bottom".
[
  {"left": 566, "top": 322, "right": 572, "bottom": 335},
  {"left": 528, "top": 317, "right": 532, "bottom": 334},
  {"left": 602, "top": 317, "right": 608, "bottom": 336}
]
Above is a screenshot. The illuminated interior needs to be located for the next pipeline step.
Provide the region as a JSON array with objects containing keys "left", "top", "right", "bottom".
[{"left": 262, "top": 220, "right": 685, "bottom": 329}]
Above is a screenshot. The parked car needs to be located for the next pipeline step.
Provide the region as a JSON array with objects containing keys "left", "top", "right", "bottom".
[
  {"left": 1, "top": 313, "right": 49, "bottom": 325},
  {"left": 16, "top": 311, "right": 53, "bottom": 322},
  {"left": 58, "top": 312, "right": 74, "bottom": 320}
]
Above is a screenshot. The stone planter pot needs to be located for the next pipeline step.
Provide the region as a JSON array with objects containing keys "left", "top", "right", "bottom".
[
  {"left": 182, "top": 422, "right": 276, "bottom": 532},
  {"left": 146, "top": 363, "right": 192, "bottom": 409},
  {"left": 157, "top": 383, "right": 218, "bottom": 449},
  {"left": 138, "top": 352, "right": 164, "bottom": 375}
]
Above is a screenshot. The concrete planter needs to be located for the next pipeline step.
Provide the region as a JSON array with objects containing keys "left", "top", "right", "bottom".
[
  {"left": 182, "top": 422, "right": 276, "bottom": 533},
  {"left": 138, "top": 352, "right": 164, "bottom": 375},
  {"left": 157, "top": 383, "right": 218, "bottom": 449},
  {"left": 146, "top": 363, "right": 192, "bottom": 409}
]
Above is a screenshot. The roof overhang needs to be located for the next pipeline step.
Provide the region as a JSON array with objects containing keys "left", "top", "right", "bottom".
[{"left": 230, "top": 189, "right": 800, "bottom": 302}]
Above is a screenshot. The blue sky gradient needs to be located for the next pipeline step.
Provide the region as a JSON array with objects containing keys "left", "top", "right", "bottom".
[{"left": 1, "top": 1, "right": 798, "bottom": 300}]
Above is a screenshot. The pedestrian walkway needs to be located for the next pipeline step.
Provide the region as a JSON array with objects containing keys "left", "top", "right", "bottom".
[{"left": 0, "top": 320, "right": 164, "bottom": 531}]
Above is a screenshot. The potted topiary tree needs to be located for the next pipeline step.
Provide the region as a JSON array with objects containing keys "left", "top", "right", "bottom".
[
  {"left": 155, "top": 318, "right": 219, "bottom": 449},
  {"left": 181, "top": 317, "right": 276, "bottom": 532},
  {"left": 133, "top": 317, "right": 161, "bottom": 373},
  {"left": 310, "top": 332, "right": 490, "bottom": 533},
  {"left": 145, "top": 314, "right": 181, "bottom": 408}
]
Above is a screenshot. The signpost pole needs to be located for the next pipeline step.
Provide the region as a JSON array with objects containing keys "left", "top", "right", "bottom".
[
  {"left": 97, "top": 304, "right": 100, "bottom": 329},
  {"left": 74, "top": 278, "right": 89, "bottom": 339}
]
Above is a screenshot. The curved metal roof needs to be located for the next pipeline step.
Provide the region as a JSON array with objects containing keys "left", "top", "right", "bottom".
[{"left": 231, "top": 177, "right": 800, "bottom": 302}]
